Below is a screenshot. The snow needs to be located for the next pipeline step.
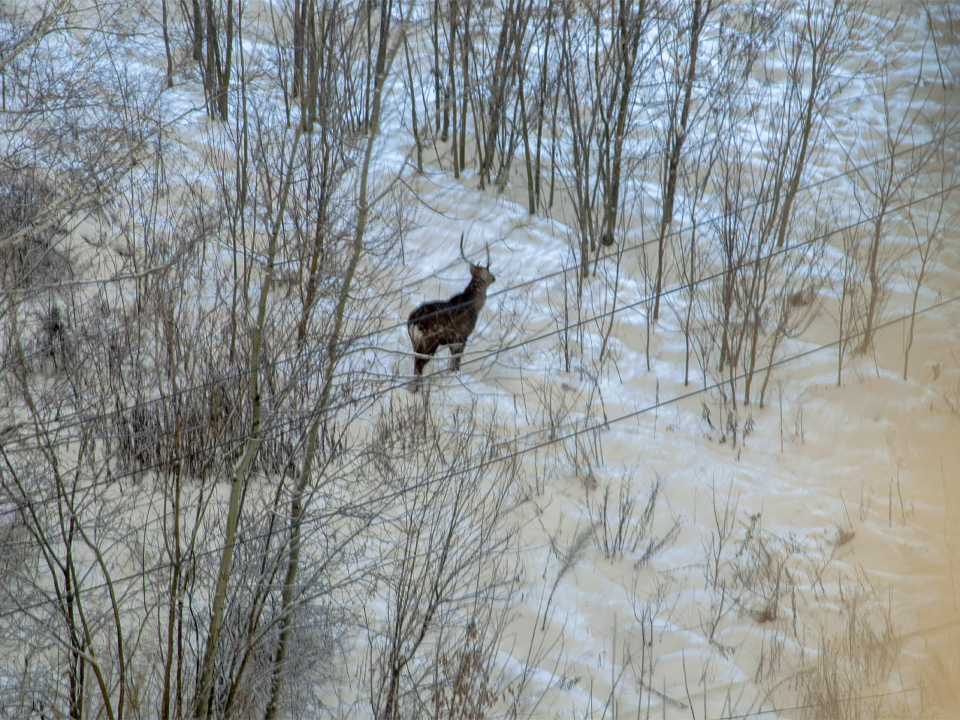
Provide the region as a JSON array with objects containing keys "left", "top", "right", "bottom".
[
  {"left": 376, "top": 21, "right": 959, "bottom": 707},
  {"left": 3, "top": 0, "right": 959, "bottom": 716}
]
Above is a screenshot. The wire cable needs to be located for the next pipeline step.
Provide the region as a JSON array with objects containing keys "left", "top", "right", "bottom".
[
  {"left": 2, "top": 179, "right": 957, "bottom": 526},
  {"left": 5, "top": 163, "right": 954, "bottom": 471},
  {"left": 4, "top": 129, "right": 949, "bottom": 444},
  {"left": 2, "top": 292, "right": 957, "bottom": 621}
]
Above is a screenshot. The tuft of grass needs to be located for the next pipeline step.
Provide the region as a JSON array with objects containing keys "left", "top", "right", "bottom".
[
  {"left": 794, "top": 580, "right": 901, "bottom": 720},
  {"left": 588, "top": 474, "right": 678, "bottom": 564},
  {"left": 914, "top": 625, "right": 960, "bottom": 718}
]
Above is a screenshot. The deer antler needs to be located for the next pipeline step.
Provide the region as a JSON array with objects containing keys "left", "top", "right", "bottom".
[
  {"left": 459, "top": 233, "right": 468, "bottom": 264},
  {"left": 485, "top": 242, "right": 491, "bottom": 268}
]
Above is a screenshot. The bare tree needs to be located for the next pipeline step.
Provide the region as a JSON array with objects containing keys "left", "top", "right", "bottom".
[
  {"left": 366, "top": 401, "right": 521, "bottom": 720},
  {"left": 263, "top": 1, "right": 403, "bottom": 715},
  {"left": 850, "top": 17, "right": 954, "bottom": 357},
  {"left": 902, "top": 152, "right": 957, "bottom": 380},
  {"left": 668, "top": 0, "right": 782, "bottom": 386},
  {"left": 559, "top": 0, "right": 653, "bottom": 278},
  {"left": 0, "top": 7, "right": 161, "bottom": 713},
  {"left": 651, "top": 0, "right": 714, "bottom": 322},
  {"left": 707, "top": 0, "right": 864, "bottom": 407}
]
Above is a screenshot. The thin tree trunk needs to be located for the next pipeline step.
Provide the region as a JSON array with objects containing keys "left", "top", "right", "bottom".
[
  {"left": 443, "top": 0, "right": 455, "bottom": 144},
  {"left": 904, "top": 217, "right": 939, "bottom": 379},
  {"left": 161, "top": 0, "right": 175, "bottom": 87},
  {"left": 519, "top": 80, "right": 534, "bottom": 213},
  {"left": 194, "top": 126, "right": 304, "bottom": 720},
  {"left": 859, "top": 201, "right": 888, "bottom": 354},
  {"left": 293, "top": 0, "right": 308, "bottom": 97},
  {"left": 774, "top": 81, "right": 816, "bottom": 250},
  {"left": 448, "top": 0, "right": 457, "bottom": 174},
  {"left": 601, "top": 0, "right": 645, "bottom": 246},
  {"left": 533, "top": 10, "right": 554, "bottom": 213},
  {"left": 653, "top": 0, "right": 703, "bottom": 322},
  {"left": 837, "top": 266, "right": 847, "bottom": 385},
  {"left": 265, "top": 3, "right": 398, "bottom": 714},
  {"left": 433, "top": 0, "right": 441, "bottom": 132},
  {"left": 217, "top": 0, "right": 233, "bottom": 120},
  {"left": 191, "top": 0, "right": 204, "bottom": 64},
  {"left": 459, "top": 2, "right": 469, "bottom": 169},
  {"left": 160, "top": 466, "right": 183, "bottom": 720},
  {"left": 402, "top": 27, "right": 423, "bottom": 172}
]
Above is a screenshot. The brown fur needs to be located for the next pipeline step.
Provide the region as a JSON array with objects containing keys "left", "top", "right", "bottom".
[{"left": 407, "top": 263, "right": 496, "bottom": 377}]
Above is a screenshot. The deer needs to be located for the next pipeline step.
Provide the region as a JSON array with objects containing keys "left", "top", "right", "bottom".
[{"left": 407, "top": 234, "right": 496, "bottom": 379}]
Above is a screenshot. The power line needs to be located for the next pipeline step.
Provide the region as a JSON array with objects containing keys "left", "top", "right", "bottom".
[
  {"left": 8, "top": 174, "right": 957, "bottom": 463},
  {"left": 3, "top": 127, "right": 948, "bottom": 445},
  {"left": 2, "top": 292, "right": 957, "bottom": 620},
  {"left": 1, "top": 296, "right": 958, "bottom": 720},
  {"left": 2, "top": 178, "right": 957, "bottom": 525},
  {"left": 5, "top": 169, "right": 953, "bottom": 481}
]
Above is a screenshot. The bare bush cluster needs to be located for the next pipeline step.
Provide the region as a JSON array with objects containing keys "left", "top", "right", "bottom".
[{"left": 589, "top": 474, "right": 678, "bottom": 564}]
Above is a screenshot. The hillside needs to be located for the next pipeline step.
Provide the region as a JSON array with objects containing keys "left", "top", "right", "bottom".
[{"left": 1, "top": 0, "right": 958, "bottom": 718}]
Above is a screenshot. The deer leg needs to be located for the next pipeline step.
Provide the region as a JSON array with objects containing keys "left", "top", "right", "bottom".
[
  {"left": 412, "top": 335, "right": 441, "bottom": 377},
  {"left": 448, "top": 342, "right": 466, "bottom": 371},
  {"left": 414, "top": 354, "right": 432, "bottom": 376}
]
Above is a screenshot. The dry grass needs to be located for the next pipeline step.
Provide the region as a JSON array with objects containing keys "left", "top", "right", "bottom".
[{"left": 794, "top": 580, "right": 902, "bottom": 720}]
